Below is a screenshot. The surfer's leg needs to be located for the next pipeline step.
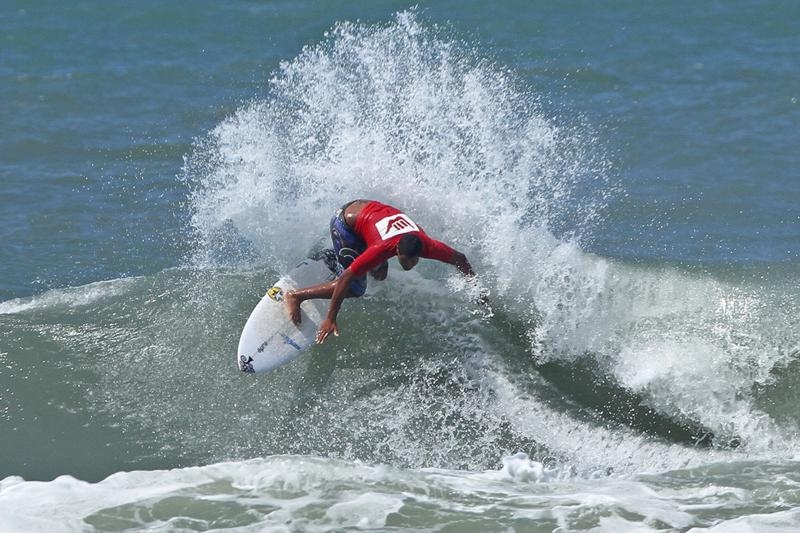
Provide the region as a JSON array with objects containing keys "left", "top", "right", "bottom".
[
  {"left": 319, "top": 208, "right": 368, "bottom": 297},
  {"left": 286, "top": 209, "right": 368, "bottom": 325},
  {"left": 285, "top": 280, "right": 361, "bottom": 325},
  {"left": 330, "top": 209, "right": 366, "bottom": 270},
  {"left": 370, "top": 261, "right": 388, "bottom": 280},
  {"left": 285, "top": 280, "right": 335, "bottom": 324}
]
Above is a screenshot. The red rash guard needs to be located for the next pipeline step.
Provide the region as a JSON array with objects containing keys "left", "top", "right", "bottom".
[{"left": 348, "top": 201, "right": 456, "bottom": 277}]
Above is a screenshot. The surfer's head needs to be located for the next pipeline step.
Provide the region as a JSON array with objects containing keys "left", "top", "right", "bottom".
[{"left": 397, "top": 234, "right": 422, "bottom": 270}]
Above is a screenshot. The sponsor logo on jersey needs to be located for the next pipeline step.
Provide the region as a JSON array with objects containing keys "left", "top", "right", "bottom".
[{"left": 375, "top": 214, "right": 419, "bottom": 240}]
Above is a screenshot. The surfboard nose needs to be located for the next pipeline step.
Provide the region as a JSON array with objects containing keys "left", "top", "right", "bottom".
[{"left": 239, "top": 355, "right": 255, "bottom": 373}]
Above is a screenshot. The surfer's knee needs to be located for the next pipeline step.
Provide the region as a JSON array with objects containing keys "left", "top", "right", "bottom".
[
  {"left": 370, "top": 262, "right": 388, "bottom": 281},
  {"left": 347, "top": 278, "right": 367, "bottom": 297}
]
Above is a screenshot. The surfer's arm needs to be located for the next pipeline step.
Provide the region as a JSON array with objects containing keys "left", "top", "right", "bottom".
[
  {"left": 446, "top": 249, "right": 490, "bottom": 307},
  {"left": 450, "top": 250, "right": 475, "bottom": 277},
  {"left": 315, "top": 268, "right": 354, "bottom": 344},
  {"left": 422, "top": 237, "right": 475, "bottom": 277}
]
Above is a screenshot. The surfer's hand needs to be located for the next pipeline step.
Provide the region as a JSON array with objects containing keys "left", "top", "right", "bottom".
[
  {"left": 477, "top": 292, "right": 491, "bottom": 307},
  {"left": 316, "top": 318, "right": 339, "bottom": 344}
]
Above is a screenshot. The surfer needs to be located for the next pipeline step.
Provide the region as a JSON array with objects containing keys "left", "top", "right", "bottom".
[{"left": 285, "top": 199, "right": 477, "bottom": 344}]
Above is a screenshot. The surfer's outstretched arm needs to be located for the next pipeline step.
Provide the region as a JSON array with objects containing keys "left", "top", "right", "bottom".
[
  {"left": 450, "top": 250, "right": 475, "bottom": 277},
  {"left": 449, "top": 250, "right": 490, "bottom": 307},
  {"left": 315, "top": 268, "right": 355, "bottom": 344}
]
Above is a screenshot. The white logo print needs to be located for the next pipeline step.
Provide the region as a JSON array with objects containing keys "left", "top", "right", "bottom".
[{"left": 375, "top": 214, "right": 419, "bottom": 240}]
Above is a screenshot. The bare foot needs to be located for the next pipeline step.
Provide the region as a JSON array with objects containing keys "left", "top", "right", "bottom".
[{"left": 284, "top": 291, "right": 301, "bottom": 325}]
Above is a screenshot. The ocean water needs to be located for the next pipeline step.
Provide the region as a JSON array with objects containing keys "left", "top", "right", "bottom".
[{"left": 1, "top": 1, "right": 799, "bottom": 531}]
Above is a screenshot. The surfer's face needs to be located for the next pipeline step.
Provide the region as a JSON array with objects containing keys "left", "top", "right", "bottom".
[{"left": 397, "top": 253, "right": 420, "bottom": 271}]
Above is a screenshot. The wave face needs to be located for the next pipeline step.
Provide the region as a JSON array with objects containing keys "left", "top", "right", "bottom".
[{"left": 179, "top": 8, "right": 800, "bottom": 466}]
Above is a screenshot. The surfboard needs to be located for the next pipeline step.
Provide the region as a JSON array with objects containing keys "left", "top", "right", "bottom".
[{"left": 237, "top": 251, "right": 338, "bottom": 374}]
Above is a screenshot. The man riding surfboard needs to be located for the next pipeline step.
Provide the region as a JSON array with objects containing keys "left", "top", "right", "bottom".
[{"left": 285, "top": 199, "right": 476, "bottom": 344}]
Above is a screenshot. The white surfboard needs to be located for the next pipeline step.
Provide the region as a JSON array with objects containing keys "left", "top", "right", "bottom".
[{"left": 237, "top": 251, "right": 338, "bottom": 374}]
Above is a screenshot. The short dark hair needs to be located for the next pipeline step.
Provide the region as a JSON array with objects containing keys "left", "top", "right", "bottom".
[{"left": 397, "top": 234, "right": 423, "bottom": 256}]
